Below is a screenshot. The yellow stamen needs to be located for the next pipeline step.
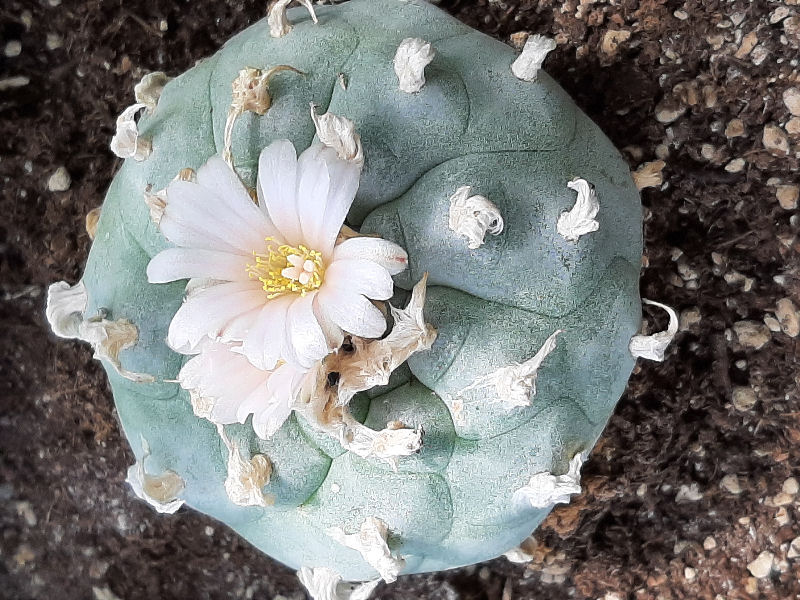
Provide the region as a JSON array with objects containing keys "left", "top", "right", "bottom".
[{"left": 246, "top": 237, "right": 325, "bottom": 298}]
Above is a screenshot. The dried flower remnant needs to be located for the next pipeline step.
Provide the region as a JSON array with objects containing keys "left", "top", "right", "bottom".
[
  {"left": 456, "top": 330, "right": 562, "bottom": 411},
  {"left": 629, "top": 299, "right": 678, "bottom": 361},
  {"left": 223, "top": 66, "right": 303, "bottom": 166},
  {"left": 125, "top": 436, "right": 185, "bottom": 514},
  {"left": 557, "top": 178, "right": 599, "bottom": 242},
  {"left": 268, "top": 0, "right": 318, "bottom": 38},
  {"left": 448, "top": 186, "right": 504, "bottom": 249},
  {"left": 394, "top": 38, "right": 436, "bottom": 93},
  {"left": 298, "top": 276, "right": 434, "bottom": 467},
  {"left": 110, "top": 103, "right": 151, "bottom": 161},
  {"left": 143, "top": 168, "right": 195, "bottom": 225},
  {"left": 326, "top": 517, "right": 405, "bottom": 583},
  {"left": 45, "top": 281, "right": 154, "bottom": 383},
  {"left": 134, "top": 71, "right": 171, "bottom": 113},
  {"left": 297, "top": 566, "right": 380, "bottom": 600},
  {"left": 310, "top": 104, "right": 364, "bottom": 163},
  {"left": 503, "top": 536, "right": 539, "bottom": 563},
  {"left": 217, "top": 425, "right": 274, "bottom": 507},
  {"left": 514, "top": 452, "right": 585, "bottom": 509},
  {"left": 511, "top": 34, "right": 556, "bottom": 81},
  {"left": 632, "top": 160, "right": 666, "bottom": 191}
]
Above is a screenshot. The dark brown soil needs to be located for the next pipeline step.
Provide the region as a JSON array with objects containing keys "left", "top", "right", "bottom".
[{"left": 1, "top": 1, "right": 799, "bottom": 599}]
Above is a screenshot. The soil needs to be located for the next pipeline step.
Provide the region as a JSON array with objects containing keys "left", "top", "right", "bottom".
[{"left": 1, "top": 1, "right": 799, "bottom": 599}]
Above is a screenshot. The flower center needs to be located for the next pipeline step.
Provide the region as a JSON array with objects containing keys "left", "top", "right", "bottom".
[{"left": 247, "top": 238, "right": 325, "bottom": 298}]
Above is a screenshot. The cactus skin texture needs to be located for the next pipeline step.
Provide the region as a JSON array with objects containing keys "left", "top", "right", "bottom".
[{"left": 80, "top": 0, "right": 642, "bottom": 581}]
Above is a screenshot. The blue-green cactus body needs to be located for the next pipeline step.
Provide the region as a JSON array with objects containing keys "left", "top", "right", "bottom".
[{"left": 81, "top": 0, "right": 641, "bottom": 581}]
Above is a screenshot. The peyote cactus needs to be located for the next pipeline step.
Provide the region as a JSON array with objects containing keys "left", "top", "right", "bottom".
[{"left": 47, "top": 0, "right": 676, "bottom": 594}]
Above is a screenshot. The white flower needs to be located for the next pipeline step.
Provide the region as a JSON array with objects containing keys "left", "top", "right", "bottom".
[
  {"left": 147, "top": 139, "right": 408, "bottom": 369},
  {"left": 178, "top": 339, "right": 308, "bottom": 439}
]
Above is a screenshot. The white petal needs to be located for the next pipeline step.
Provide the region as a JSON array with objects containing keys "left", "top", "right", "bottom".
[
  {"left": 325, "top": 259, "right": 394, "bottom": 301},
  {"left": 313, "top": 293, "right": 344, "bottom": 350},
  {"left": 258, "top": 140, "right": 301, "bottom": 245},
  {"left": 218, "top": 305, "right": 264, "bottom": 343},
  {"left": 317, "top": 287, "right": 387, "bottom": 339},
  {"left": 317, "top": 155, "right": 362, "bottom": 257},
  {"left": 165, "top": 180, "right": 269, "bottom": 253},
  {"left": 296, "top": 145, "right": 332, "bottom": 249},
  {"left": 167, "top": 282, "right": 264, "bottom": 353},
  {"left": 332, "top": 237, "right": 408, "bottom": 276},
  {"left": 241, "top": 295, "right": 293, "bottom": 370},
  {"left": 196, "top": 155, "right": 279, "bottom": 236},
  {"left": 285, "top": 292, "right": 329, "bottom": 368},
  {"left": 147, "top": 248, "right": 248, "bottom": 283}
]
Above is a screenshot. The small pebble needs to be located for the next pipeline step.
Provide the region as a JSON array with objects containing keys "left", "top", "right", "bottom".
[
  {"left": 674, "top": 9, "right": 689, "bottom": 20},
  {"left": 784, "top": 87, "right": 800, "bottom": 116},
  {"left": 763, "top": 124, "right": 790, "bottom": 155},
  {"left": 764, "top": 315, "right": 782, "bottom": 333},
  {"left": 744, "top": 578, "right": 759, "bottom": 595},
  {"left": 751, "top": 45, "right": 769, "bottom": 66},
  {"left": 676, "top": 483, "right": 703, "bottom": 503},
  {"left": 4, "top": 40, "right": 22, "bottom": 57},
  {"left": 775, "top": 506, "right": 791, "bottom": 527},
  {"left": 725, "top": 118, "right": 745, "bottom": 138},
  {"left": 734, "top": 30, "right": 758, "bottom": 58},
  {"left": 601, "top": 29, "right": 631, "bottom": 56},
  {"left": 776, "top": 185, "right": 799, "bottom": 210},
  {"left": 775, "top": 298, "right": 799, "bottom": 337},
  {"left": 788, "top": 536, "right": 800, "bottom": 559},
  {"left": 747, "top": 551, "right": 774, "bottom": 579},
  {"left": 703, "top": 536, "right": 717, "bottom": 550},
  {"left": 732, "top": 386, "right": 757, "bottom": 411},
  {"left": 786, "top": 117, "right": 800, "bottom": 135},
  {"left": 47, "top": 166, "right": 71, "bottom": 192},
  {"left": 724, "top": 158, "right": 746, "bottom": 173},
  {"left": 720, "top": 474, "right": 742, "bottom": 495},
  {"left": 733, "top": 320, "right": 771, "bottom": 349},
  {"left": 679, "top": 307, "right": 701, "bottom": 331},
  {"left": 770, "top": 492, "right": 794, "bottom": 506},
  {"left": 771, "top": 7, "right": 792, "bottom": 24},
  {"left": 782, "top": 477, "right": 798, "bottom": 495},
  {"left": 655, "top": 100, "right": 686, "bottom": 124},
  {"left": 701, "top": 143, "right": 716, "bottom": 160},
  {"left": 46, "top": 33, "right": 63, "bottom": 50},
  {"left": 684, "top": 567, "right": 696, "bottom": 582}
]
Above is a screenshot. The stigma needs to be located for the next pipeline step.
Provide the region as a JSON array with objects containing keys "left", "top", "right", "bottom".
[{"left": 247, "top": 238, "right": 325, "bottom": 298}]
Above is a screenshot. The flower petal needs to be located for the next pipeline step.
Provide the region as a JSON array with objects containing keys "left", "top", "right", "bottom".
[
  {"left": 317, "top": 152, "right": 362, "bottom": 257},
  {"left": 332, "top": 237, "right": 408, "bottom": 276},
  {"left": 147, "top": 248, "right": 248, "bottom": 284},
  {"left": 164, "top": 180, "right": 269, "bottom": 253},
  {"left": 312, "top": 293, "right": 344, "bottom": 350},
  {"left": 240, "top": 294, "right": 293, "bottom": 370},
  {"left": 218, "top": 305, "right": 264, "bottom": 343},
  {"left": 258, "top": 140, "right": 301, "bottom": 245},
  {"left": 285, "top": 292, "right": 329, "bottom": 368},
  {"left": 196, "top": 156, "right": 278, "bottom": 235},
  {"left": 295, "top": 145, "right": 332, "bottom": 250},
  {"left": 325, "top": 259, "right": 394, "bottom": 301},
  {"left": 317, "top": 287, "right": 387, "bottom": 339},
  {"left": 167, "top": 281, "right": 264, "bottom": 353}
]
